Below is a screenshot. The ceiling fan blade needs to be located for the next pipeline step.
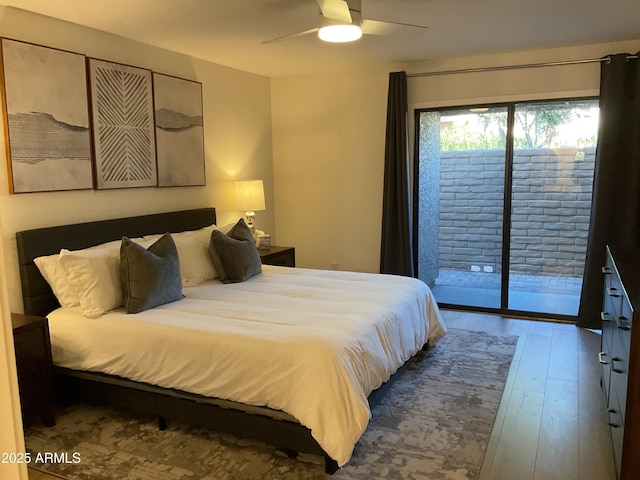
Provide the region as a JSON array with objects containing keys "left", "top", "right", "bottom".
[
  {"left": 262, "top": 27, "right": 319, "bottom": 44},
  {"left": 361, "top": 18, "right": 429, "bottom": 36},
  {"left": 317, "top": 0, "right": 352, "bottom": 22}
]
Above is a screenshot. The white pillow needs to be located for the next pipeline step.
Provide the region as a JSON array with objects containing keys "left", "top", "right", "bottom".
[
  {"left": 34, "top": 254, "right": 81, "bottom": 308},
  {"left": 216, "top": 223, "right": 235, "bottom": 235},
  {"left": 172, "top": 225, "right": 218, "bottom": 287},
  {"left": 57, "top": 237, "right": 154, "bottom": 318},
  {"left": 58, "top": 243, "right": 122, "bottom": 318}
]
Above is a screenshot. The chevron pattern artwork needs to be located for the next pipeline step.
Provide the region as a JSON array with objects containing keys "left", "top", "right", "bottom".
[{"left": 89, "top": 59, "right": 157, "bottom": 189}]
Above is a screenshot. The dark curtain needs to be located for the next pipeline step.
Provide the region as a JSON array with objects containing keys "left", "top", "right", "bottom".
[
  {"left": 577, "top": 53, "right": 640, "bottom": 328},
  {"left": 380, "top": 71, "right": 413, "bottom": 276}
]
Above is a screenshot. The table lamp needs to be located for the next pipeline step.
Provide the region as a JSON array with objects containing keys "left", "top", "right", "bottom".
[{"left": 234, "top": 180, "right": 265, "bottom": 233}]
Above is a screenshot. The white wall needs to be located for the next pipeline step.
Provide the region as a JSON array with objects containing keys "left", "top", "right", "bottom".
[
  {"left": 271, "top": 39, "right": 640, "bottom": 274},
  {"left": 406, "top": 40, "right": 640, "bottom": 108},
  {"left": 271, "top": 66, "right": 394, "bottom": 273},
  {"left": 0, "top": 7, "right": 274, "bottom": 474}
]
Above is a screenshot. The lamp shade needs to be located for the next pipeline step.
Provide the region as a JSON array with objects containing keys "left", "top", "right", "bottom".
[{"left": 234, "top": 180, "right": 265, "bottom": 212}]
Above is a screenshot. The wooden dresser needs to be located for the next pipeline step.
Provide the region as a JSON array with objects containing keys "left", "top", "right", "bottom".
[{"left": 600, "top": 245, "right": 640, "bottom": 479}]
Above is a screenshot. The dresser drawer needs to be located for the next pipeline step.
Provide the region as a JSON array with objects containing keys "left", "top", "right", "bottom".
[
  {"left": 603, "top": 297, "right": 617, "bottom": 347},
  {"left": 601, "top": 310, "right": 615, "bottom": 400},
  {"left": 607, "top": 276, "right": 624, "bottom": 317},
  {"left": 617, "top": 294, "right": 633, "bottom": 353},
  {"left": 603, "top": 259, "right": 616, "bottom": 290},
  {"left": 608, "top": 389, "right": 624, "bottom": 480},
  {"left": 610, "top": 328, "right": 630, "bottom": 419}
]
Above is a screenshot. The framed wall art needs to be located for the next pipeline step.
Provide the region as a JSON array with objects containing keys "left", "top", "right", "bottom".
[
  {"left": 89, "top": 59, "right": 157, "bottom": 189},
  {"left": 153, "top": 73, "right": 205, "bottom": 187},
  {"left": 1, "top": 39, "right": 93, "bottom": 193}
]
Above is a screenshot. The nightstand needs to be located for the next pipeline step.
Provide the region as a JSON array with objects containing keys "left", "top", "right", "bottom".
[
  {"left": 11, "top": 313, "right": 55, "bottom": 427},
  {"left": 259, "top": 246, "right": 295, "bottom": 267}
]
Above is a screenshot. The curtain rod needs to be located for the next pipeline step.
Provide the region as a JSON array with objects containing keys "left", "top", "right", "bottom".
[{"left": 407, "top": 54, "right": 639, "bottom": 78}]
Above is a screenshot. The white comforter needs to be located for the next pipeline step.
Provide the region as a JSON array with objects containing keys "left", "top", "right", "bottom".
[{"left": 47, "top": 265, "right": 446, "bottom": 466}]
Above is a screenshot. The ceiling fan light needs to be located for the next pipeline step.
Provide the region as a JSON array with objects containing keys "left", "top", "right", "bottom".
[{"left": 318, "top": 24, "right": 362, "bottom": 43}]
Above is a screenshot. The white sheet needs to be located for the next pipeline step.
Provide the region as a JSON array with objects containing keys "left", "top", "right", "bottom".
[{"left": 47, "top": 265, "right": 446, "bottom": 466}]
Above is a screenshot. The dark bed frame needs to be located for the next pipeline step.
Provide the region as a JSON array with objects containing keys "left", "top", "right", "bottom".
[{"left": 16, "top": 207, "right": 424, "bottom": 474}]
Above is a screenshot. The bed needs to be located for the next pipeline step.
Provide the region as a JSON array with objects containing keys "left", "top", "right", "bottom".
[{"left": 16, "top": 208, "right": 446, "bottom": 472}]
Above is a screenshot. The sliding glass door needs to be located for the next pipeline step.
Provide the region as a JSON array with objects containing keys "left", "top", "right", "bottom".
[
  {"left": 415, "top": 107, "right": 508, "bottom": 309},
  {"left": 415, "top": 98, "right": 599, "bottom": 319},
  {"left": 507, "top": 100, "right": 598, "bottom": 315}
]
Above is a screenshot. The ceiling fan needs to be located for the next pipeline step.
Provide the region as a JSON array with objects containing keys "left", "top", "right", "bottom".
[{"left": 263, "top": 0, "right": 429, "bottom": 44}]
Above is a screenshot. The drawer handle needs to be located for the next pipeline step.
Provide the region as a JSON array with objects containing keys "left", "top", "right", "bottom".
[
  {"left": 607, "top": 287, "right": 620, "bottom": 297},
  {"left": 611, "top": 357, "right": 625, "bottom": 374},
  {"left": 598, "top": 352, "right": 608, "bottom": 365},
  {"left": 616, "top": 315, "right": 631, "bottom": 330},
  {"left": 602, "top": 266, "right": 612, "bottom": 274},
  {"left": 608, "top": 408, "right": 620, "bottom": 428},
  {"left": 601, "top": 311, "right": 612, "bottom": 322}
]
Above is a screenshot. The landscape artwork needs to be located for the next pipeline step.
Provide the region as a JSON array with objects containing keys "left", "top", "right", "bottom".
[
  {"left": 153, "top": 73, "right": 205, "bottom": 187},
  {"left": 1, "top": 39, "right": 93, "bottom": 193},
  {"left": 89, "top": 59, "right": 157, "bottom": 189}
]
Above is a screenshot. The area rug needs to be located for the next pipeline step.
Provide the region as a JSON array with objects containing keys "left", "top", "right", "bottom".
[{"left": 25, "top": 328, "right": 517, "bottom": 480}]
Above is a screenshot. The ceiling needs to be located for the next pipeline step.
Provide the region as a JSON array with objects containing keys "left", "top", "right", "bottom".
[{"left": 2, "top": 0, "right": 640, "bottom": 77}]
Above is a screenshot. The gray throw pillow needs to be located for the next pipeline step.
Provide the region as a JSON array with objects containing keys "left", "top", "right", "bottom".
[
  {"left": 209, "top": 218, "right": 261, "bottom": 283},
  {"left": 120, "top": 233, "right": 183, "bottom": 313}
]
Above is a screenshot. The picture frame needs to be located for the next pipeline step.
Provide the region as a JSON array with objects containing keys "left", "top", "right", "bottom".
[
  {"left": 153, "top": 73, "right": 205, "bottom": 187},
  {"left": 1, "top": 39, "right": 93, "bottom": 193},
  {"left": 89, "top": 58, "right": 157, "bottom": 189}
]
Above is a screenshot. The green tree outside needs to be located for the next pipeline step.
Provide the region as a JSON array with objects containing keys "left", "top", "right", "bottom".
[{"left": 440, "top": 107, "right": 597, "bottom": 151}]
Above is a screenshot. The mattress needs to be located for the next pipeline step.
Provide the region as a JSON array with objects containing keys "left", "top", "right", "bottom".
[{"left": 47, "top": 265, "right": 446, "bottom": 466}]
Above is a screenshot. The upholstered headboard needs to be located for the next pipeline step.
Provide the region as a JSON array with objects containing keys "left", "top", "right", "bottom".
[{"left": 16, "top": 208, "right": 217, "bottom": 317}]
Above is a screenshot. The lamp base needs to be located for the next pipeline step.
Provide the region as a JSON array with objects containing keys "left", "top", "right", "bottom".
[{"left": 245, "top": 211, "right": 256, "bottom": 234}]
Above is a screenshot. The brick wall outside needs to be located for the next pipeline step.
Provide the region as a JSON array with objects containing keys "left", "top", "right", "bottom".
[{"left": 438, "top": 147, "right": 595, "bottom": 277}]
